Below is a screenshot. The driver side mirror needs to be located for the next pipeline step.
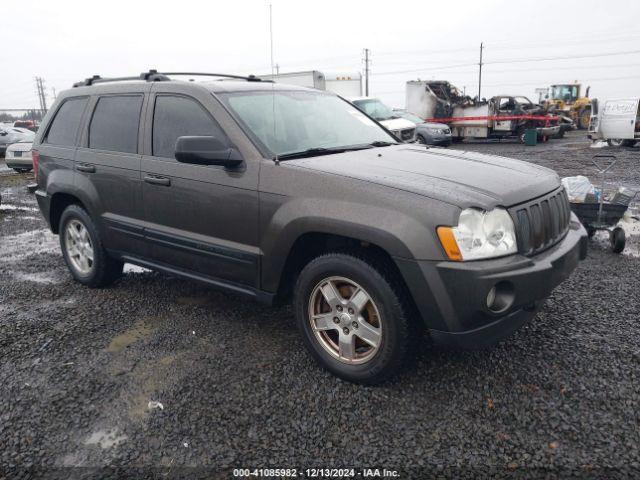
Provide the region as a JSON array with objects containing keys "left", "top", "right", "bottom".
[{"left": 175, "top": 136, "right": 244, "bottom": 168}]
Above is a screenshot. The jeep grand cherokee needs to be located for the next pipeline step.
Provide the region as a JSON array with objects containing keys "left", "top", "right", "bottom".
[{"left": 33, "top": 71, "right": 587, "bottom": 384}]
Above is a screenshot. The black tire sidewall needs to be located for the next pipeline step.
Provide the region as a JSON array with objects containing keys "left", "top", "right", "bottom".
[
  {"left": 294, "top": 254, "right": 406, "bottom": 384},
  {"left": 59, "top": 205, "right": 104, "bottom": 285}
]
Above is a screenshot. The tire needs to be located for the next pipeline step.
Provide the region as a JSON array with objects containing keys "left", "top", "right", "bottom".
[
  {"left": 293, "top": 252, "right": 414, "bottom": 384},
  {"left": 610, "top": 227, "right": 625, "bottom": 254},
  {"left": 417, "top": 134, "right": 427, "bottom": 145},
  {"left": 607, "top": 138, "right": 625, "bottom": 147},
  {"left": 578, "top": 107, "right": 591, "bottom": 130},
  {"left": 59, "top": 204, "right": 123, "bottom": 287}
]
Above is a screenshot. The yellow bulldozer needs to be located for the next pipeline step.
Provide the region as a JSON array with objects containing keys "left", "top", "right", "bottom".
[{"left": 541, "top": 83, "right": 592, "bottom": 130}]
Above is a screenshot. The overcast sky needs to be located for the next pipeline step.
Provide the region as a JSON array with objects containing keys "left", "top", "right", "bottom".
[{"left": 2, "top": 0, "right": 639, "bottom": 110}]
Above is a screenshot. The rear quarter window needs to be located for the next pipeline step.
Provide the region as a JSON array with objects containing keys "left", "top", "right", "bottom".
[
  {"left": 89, "top": 95, "right": 143, "bottom": 154},
  {"left": 46, "top": 97, "right": 88, "bottom": 146}
]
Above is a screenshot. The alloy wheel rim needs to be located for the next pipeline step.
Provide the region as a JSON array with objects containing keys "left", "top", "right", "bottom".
[
  {"left": 65, "top": 219, "right": 94, "bottom": 275},
  {"left": 308, "top": 276, "right": 382, "bottom": 365}
]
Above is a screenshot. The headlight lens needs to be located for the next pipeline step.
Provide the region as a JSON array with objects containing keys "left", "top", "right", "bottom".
[
  {"left": 428, "top": 128, "right": 444, "bottom": 134},
  {"left": 440, "top": 208, "right": 518, "bottom": 261}
]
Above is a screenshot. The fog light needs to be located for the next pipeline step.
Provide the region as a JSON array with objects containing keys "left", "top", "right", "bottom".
[
  {"left": 486, "top": 287, "right": 497, "bottom": 309},
  {"left": 485, "top": 281, "right": 515, "bottom": 313}
]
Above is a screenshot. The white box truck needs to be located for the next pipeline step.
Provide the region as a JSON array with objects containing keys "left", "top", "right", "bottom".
[{"left": 260, "top": 70, "right": 362, "bottom": 97}]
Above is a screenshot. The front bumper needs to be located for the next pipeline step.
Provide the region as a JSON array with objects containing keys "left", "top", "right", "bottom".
[
  {"left": 5, "top": 154, "right": 33, "bottom": 169},
  {"left": 395, "top": 214, "right": 587, "bottom": 349},
  {"left": 537, "top": 125, "right": 561, "bottom": 137}
]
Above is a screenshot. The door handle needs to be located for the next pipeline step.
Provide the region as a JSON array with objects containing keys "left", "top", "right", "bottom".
[
  {"left": 77, "top": 163, "right": 96, "bottom": 173},
  {"left": 144, "top": 175, "right": 171, "bottom": 186}
]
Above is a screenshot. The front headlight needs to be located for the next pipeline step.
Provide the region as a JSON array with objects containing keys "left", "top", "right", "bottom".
[
  {"left": 437, "top": 208, "right": 518, "bottom": 261},
  {"left": 427, "top": 128, "right": 444, "bottom": 135}
]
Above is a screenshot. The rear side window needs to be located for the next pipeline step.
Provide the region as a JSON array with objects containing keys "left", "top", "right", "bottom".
[
  {"left": 46, "top": 97, "right": 88, "bottom": 146},
  {"left": 89, "top": 95, "right": 143, "bottom": 153},
  {"left": 152, "top": 95, "right": 226, "bottom": 159}
]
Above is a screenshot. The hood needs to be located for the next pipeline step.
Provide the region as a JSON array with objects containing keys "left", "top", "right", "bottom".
[
  {"left": 288, "top": 145, "right": 560, "bottom": 209},
  {"left": 379, "top": 117, "right": 416, "bottom": 132}
]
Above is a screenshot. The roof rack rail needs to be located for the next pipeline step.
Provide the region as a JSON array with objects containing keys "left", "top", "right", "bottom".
[{"left": 73, "top": 69, "right": 269, "bottom": 87}]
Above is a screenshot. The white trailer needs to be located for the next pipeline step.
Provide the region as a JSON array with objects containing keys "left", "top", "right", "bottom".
[
  {"left": 259, "top": 70, "right": 362, "bottom": 97},
  {"left": 589, "top": 98, "right": 640, "bottom": 147}
]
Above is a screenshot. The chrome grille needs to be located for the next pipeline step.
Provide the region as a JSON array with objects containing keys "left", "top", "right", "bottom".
[
  {"left": 400, "top": 128, "right": 415, "bottom": 141},
  {"left": 511, "top": 188, "right": 571, "bottom": 256}
]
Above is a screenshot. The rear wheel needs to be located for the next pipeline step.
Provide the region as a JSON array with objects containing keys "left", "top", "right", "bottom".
[
  {"left": 294, "top": 252, "right": 414, "bottom": 384},
  {"left": 607, "top": 139, "right": 625, "bottom": 147},
  {"left": 59, "top": 204, "right": 123, "bottom": 287}
]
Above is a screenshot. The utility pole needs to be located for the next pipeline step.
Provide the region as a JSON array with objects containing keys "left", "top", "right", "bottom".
[
  {"left": 269, "top": 4, "right": 275, "bottom": 75},
  {"left": 477, "top": 42, "right": 483, "bottom": 102},
  {"left": 363, "top": 48, "right": 370, "bottom": 96},
  {"left": 35, "top": 77, "right": 47, "bottom": 113}
]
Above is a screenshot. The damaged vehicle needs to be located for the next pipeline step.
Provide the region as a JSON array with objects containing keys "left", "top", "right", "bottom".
[
  {"left": 405, "top": 80, "right": 570, "bottom": 143},
  {"left": 32, "top": 71, "right": 587, "bottom": 384}
]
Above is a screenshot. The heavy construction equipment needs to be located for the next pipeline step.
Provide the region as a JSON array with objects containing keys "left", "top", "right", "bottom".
[{"left": 541, "top": 83, "right": 592, "bottom": 130}]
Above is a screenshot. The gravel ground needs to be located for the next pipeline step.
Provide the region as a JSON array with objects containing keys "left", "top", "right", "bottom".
[{"left": 1, "top": 132, "right": 639, "bottom": 478}]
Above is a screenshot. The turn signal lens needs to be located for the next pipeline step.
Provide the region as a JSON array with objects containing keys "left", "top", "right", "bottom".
[{"left": 437, "top": 226, "right": 463, "bottom": 261}]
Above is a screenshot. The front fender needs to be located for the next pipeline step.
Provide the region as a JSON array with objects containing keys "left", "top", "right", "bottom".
[{"left": 259, "top": 195, "right": 441, "bottom": 293}]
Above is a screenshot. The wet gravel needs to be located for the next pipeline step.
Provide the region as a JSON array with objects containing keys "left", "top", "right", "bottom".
[{"left": 1, "top": 132, "right": 640, "bottom": 478}]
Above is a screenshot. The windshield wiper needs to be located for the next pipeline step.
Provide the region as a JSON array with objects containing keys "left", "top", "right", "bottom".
[
  {"left": 275, "top": 142, "right": 397, "bottom": 161},
  {"left": 275, "top": 147, "right": 348, "bottom": 161}
]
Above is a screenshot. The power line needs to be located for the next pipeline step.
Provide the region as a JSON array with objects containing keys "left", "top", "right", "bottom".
[
  {"left": 374, "top": 73, "right": 640, "bottom": 95},
  {"left": 373, "top": 49, "right": 640, "bottom": 76},
  {"left": 485, "top": 49, "right": 640, "bottom": 66}
]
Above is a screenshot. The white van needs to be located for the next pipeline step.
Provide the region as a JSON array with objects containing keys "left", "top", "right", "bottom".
[{"left": 589, "top": 98, "right": 639, "bottom": 147}]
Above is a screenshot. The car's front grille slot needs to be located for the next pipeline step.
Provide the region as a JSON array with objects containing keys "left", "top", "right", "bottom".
[
  {"left": 511, "top": 188, "right": 570, "bottom": 256},
  {"left": 400, "top": 128, "right": 415, "bottom": 141}
]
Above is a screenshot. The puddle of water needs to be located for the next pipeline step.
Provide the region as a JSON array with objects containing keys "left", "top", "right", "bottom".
[
  {"left": 0, "top": 204, "right": 39, "bottom": 212},
  {"left": 105, "top": 318, "right": 157, "bottom": 353},
  {"left": 13, "top": 271, "right": 60, "bottom": 284},
  {"left": 84, "top": 428, "right": 128, "bottom": 449},
  {"left": 0, "top": 229, "right": 59, "bottom": 262}
]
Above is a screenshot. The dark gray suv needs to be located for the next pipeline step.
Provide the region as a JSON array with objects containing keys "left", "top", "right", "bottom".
[{"left": 33, "top": 71, "right": 588, "bottom": 384}]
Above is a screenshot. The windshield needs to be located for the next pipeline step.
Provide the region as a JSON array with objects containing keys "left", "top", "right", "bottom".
[
  {"left": 395, "top": 111, "right": 423, "bottom": 124},
  {"left": 220, "top": 90, "right": 396, "bottom": 157},
  {"left": 551, "top": 85, "right": 578, "bottom": 102},
  {"left": 352, "top": 98, "right": 396, "bottom": 121},
  {"left": 514, "top": 96, "right": 533, "bottom": 105}
]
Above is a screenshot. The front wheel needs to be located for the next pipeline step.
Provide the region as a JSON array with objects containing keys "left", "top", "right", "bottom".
[
  {"left": 607, "top": 138, "right": 625, "bottom": 147},
  {"left": 294, "top": 253, "right": 414, "bottom": 384},
  {"left": 59, "top": 204, "right": 123, "bottom": 287}
]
